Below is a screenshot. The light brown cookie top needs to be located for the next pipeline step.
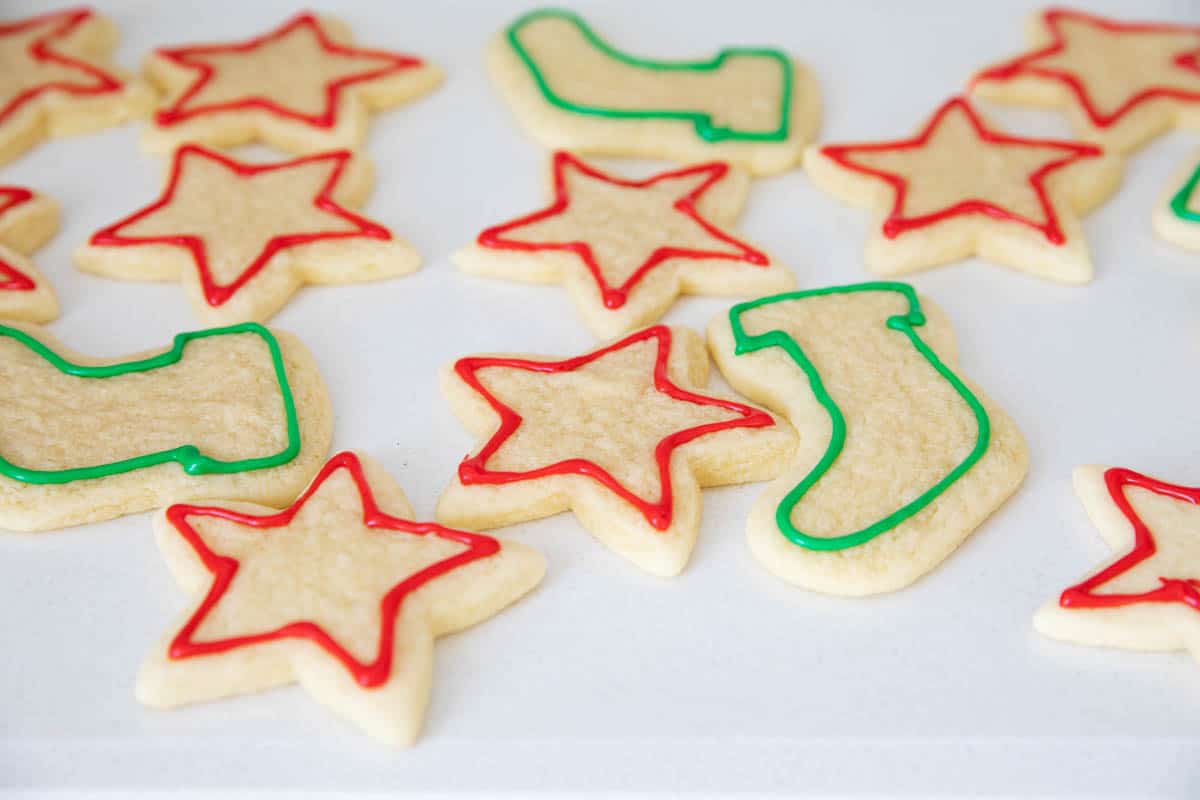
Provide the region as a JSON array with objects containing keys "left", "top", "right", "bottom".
[{"left": 0, "top": 185, "right": 58, "bottom": 322}]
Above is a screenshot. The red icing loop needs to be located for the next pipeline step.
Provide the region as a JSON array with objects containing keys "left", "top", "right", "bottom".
[
  {"left": 819, "top": 96, "right": 1102, "bottom": 245},
  {"left": 1059, "top": 467, "right": 1200, "bottom": 612},
  {"left": 0, "top": 7, "right": 124, "bottom": 126},
  {"left": 0, "top": 187, "right": 37, "bottom": 291},
  {"left": 972, "top": 9, "right": 1200, "bottom": 130},
  {"left": 153, "top": 12, "right": 425, "bottom": 129},
  {"left": 87, "top": 144, "right": 392, "bottom": 308},
  {"left": 476, "top": 151, "right": 769, "bottom": 310},
  {"left": 454, "top": 324, "right": 775, "bottom": 531},
  {"left": 165, "top": 451, "right": 502, "bottom": 689}
]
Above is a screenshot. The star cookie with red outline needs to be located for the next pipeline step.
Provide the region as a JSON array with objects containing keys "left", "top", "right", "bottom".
[
  {"left": 75, "top": 144, "right": 420, "bottom": 324},
  {"left": 1034, "top": 465, "right": 1200, "bottom": 666},
  {"left": 454, "top": 151, "right": 794, "bottom": 340},
  {"left": 0, "top": 186, "right": 59, "bottom": 322},
  {"left": 971, "top": 8, "right": 1200, "bottom": 155},
  {"left": 0, "top": 7, "right": 151, "bottom": 165},
  {"left": 803, "top": 96, "right": 1122, "bottom": 284},
  {"left": 437, "top": 325, "right": 796, "bottom": 576},
  {"left": 142, "top": 12, "right": 442, "bottom": 155},
  {"left": 137, "top": 450, "right": 546, "bottom": 748}
]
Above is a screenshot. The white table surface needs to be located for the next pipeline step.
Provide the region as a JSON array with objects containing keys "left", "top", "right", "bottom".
[{"left": 2, "top": 0, "right": 1199, "bottom": 796}]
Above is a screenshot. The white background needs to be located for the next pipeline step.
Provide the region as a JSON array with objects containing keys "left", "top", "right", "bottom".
[{"left": 2, "top": 0, "right": 1199, "bottom": 797}]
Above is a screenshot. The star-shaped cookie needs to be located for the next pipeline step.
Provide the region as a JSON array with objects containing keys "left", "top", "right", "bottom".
[
  {"left": 971, "top": 9, "right": 1200, "bottom": 155},
  {"left": 0, "top": 7, "right": 151, "bottom": 165},
  {"left": 437, "top": 325, "right": 796, "bottom": 576},
  {"left": 803, "top": 96, "right": 1122, "bottom": 283},
  {"left": 1153, "top": 153, "right": 1200, "bottom": 251},
  {"left": 1034, "top": 465, "right": 1200, "bottom": 665},
  {"left": 455, "top": 151, "right": 793, "bottom": 340},
  {"left": 0, "top": 186, "right": 58, "bottom": 322},
  {"left": 75, "top": 144, "right": 419, "bottom": 324},
  {"left": 142, "top": 12, "right": 442, "bottom": 154},
  {"left": 138, "top": 450, "right": 545, "bottom": 748}
]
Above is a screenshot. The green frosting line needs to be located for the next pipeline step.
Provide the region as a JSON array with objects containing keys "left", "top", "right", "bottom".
[
  {"left": 728, "top": 282, "right": 991, "bottom": 552},
  {"left": 505, "top": 8, "right": 792, "bottom": 143},
  {"left": 1169, "top": 161, "right": 1200, "bottom": 223},
  {"left": 0, "top": 322, "right": 301, "bottom": 485}
]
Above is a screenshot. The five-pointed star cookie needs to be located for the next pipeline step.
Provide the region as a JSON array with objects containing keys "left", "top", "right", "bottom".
[
  {"left": 803, "top": 96, "right": 1123, "bottom": 283},
  {"left": 0, "top": 7, "right": 151, "bottom": 165},
  {"left": 971, "top": 9, "right": 1200, "bottom": 155},
  {"left": 74, "top": 144, "right": 420, "bottom": 324},
  {"left": 1034, "top": 465, "right": 1200, "bottom": 666},
  {"left": 1152, "top": 152, "right": 1200, "bottom": 251},
  {"left": 455, "top": 151, "right": 793, "bottom": 339},
  {"left": 142, "top": 12, "right": 442, "bottom": 155},
  {"left": 437, "top": 325, "right": 796, "bottom": 576},
  {"left": 0, "top": 186, "right": 58, "bottom": 322},
  {"left": 138, "top": 450, "right": 545, "bottom": 748}
]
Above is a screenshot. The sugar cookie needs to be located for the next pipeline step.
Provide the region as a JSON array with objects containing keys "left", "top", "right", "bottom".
[
  {"left": 0, "top": 186, "right": 58, "bottom": 322},
  {"left": 455, "top": 151, "right": 793, "bottom": 340},
  {"left": 0, "top": 7, "right": 151, "bottom": 166},
  {"left": 971, "top": 9, "right": 1200, "bottom": 155},
  {"left": 803, "top": 97, "right": 1122, "bottom": 283},
  {"left": 137, "top": 450, "right": 544, "bottom": 748},
  {"left": 708, "top": 283, "right": 1028, "bottom": 595},
  {"left": 0, "top": 322, "right": 331, "bottom": 532},
  {"left": 142, "top": 12, "right": 442, "bottom": 155},
  {"left": 487, "top": 8, "right": 820, "bottom": 176},
  {"left": 75, "top": 144, "right": 419, "bottom": 324},
  {"left": 437, "top": 324, "right": 795, "bottom": 577},
  {"left": 1152, "top": 153, "right": 1200, "bottom": 251},
  {"left": 1034, "top": 466, "right": 1200, "bottom": 665}
]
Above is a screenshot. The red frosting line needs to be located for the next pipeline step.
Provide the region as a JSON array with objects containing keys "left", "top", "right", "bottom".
[
  {"left": 971, "top": 8, "right": 1200, "bottom": 129},
  {"left": 476, "top": 151, "right": 769, "bottom": 310},
  {"left": 87, "top": 144, "right": 392, "bottom": 307},
  {"left": 153, "top": 12, "right": 425, "bottom": 129},
  {"left": 0, "top": 187, "right": 36, "bottom": 291},
  {"left": 818, "top": 96, "right": 1102, "bottom": 245},
  {"left": 165, "top": 451, "right": 502, "bottom": 689},
  {"left": 453, "top": 324, "right": 775, "bottom": 530},
  {"left": 0, "top": 7, "right": 124, "bottom": 126},
  {"left": 1059, "top": 467, "right": 1200, "bottom": 612}
]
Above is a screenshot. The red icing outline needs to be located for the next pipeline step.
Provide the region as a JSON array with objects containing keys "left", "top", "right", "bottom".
[
  {"left": 476, "top": 151, "right": 769, "bottom": 310},
  {"left": 453, "top": 325, "right": 775, "bottom": 530},
  {"left": 1059, "top": 467, "right": 1200, "bottom": 612},
  {"left": 88, "top": 144, "right": 392, "bottom": 307},
  {"left": 0, "top": 7, "right": 124, "bottom": 126},
  {"left": 818, "top": 96, "right": 1102, "bottom": 245},
  {"left": 153, "top": 12, "right": 425, "bottom": 129},
  {"left": 972, "top": 8, "right": 1200, "bottom": 129},
  {"left": 0, "top": 187, "right": 37, "bottom": 291},
  {"left": 165, "top": 451, "right": 501, "bottom": 689}
]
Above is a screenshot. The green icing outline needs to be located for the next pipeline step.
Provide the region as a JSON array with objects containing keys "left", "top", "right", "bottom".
[{"left": 1169, "top": 161, "right": 1200, "bottom": 223}]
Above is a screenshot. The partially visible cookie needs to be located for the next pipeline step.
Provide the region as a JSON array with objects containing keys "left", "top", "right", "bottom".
[
  {"left": 0, "top": 321, "right": 331, "bottom": 531},
  {"left": 142, "top": 12, "right": 442, "bottom": 155},
  {"left": 75, "top": 144, "right": 420, "bottom": 324},
  {"left": 708, "top": 282, "right": 1029, "bottom": 595},
  {"left": 0, "top": 7, "right": 151, "bottom": 165},
  {"left": 138, "top": 450, "right": 545, "bottom": 748},
  {"left": 970, "top": 9, "right": 1200, "bottom": 155},
  {"left": 0, "top": 186, "right": 58, "bottom": 322},
  {"left": 455, "top": 151, "right": 793, "bottom": 340},
  {"left": 437, "top": 324, "right": 796, "bottom": 577},
  {"left": 1152, "top": 153, "right": 1200, "bottom": 251},
  {"left": 487, "top": 8, "right": 820, "bottom": 176},
  {"left": 803, "top": 96, "right": 1122, "bottom": 283}
]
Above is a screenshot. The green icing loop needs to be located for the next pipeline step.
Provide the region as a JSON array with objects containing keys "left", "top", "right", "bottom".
[
  {"left": 728, "top": 282, "right": 991, "bottom": 552},
  {"left": 0, "top": 322, "right": 301, "bottom": 485},
  {"left": 505, "top": 8, "right": 792, "bottom": 143},
  {"left": 1169, "top": 161, "right": 1200, "bottom": 223}
]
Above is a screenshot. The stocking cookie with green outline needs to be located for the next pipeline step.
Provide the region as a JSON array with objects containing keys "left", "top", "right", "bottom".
[
  {"left": 0, "top": 186, "right": 58, "bottom": 322},
  {"left": 1152, "top": 153, "right": 1200, "bottom": 250},
  {"left": 487, "top": 8, "right": 821, "bottom": 176},
  {"left": 708, "top": 282, "right": 1028, "bottom": 595},
  {"left": 0, "top": 322, "right": 331, "bottom": 532}
]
